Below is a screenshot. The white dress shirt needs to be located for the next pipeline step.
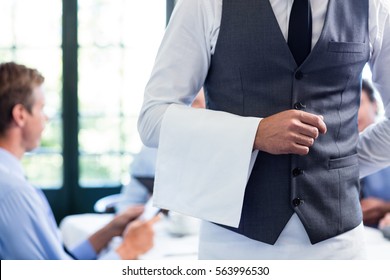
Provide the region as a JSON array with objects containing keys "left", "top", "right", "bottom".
[{"left": 138, "top": 0, "right": 390, "bottom": 259}]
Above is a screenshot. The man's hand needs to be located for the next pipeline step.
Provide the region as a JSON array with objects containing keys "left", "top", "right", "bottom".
[
  {"left": 116, "top": 215, "right": 160, "bottom": 260},
  {"left": 107, "top": 205, "right": 145, "bottom": 237},
  {"left": 379, "top": 212, "right": 390, "bottom": 229},
  {"left": 361, "top": 198, "right": 390, "bottom": 226},
  {"left": 87, "top": 205, "right": 144, "bottom": 253},
  {"left": 254, "top": 110, "right": 327, "bottom": 155}
]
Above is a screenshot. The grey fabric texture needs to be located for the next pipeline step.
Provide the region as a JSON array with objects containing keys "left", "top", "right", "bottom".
[{"left": 204, "top": 0, "right": 370, "bottom": 244}]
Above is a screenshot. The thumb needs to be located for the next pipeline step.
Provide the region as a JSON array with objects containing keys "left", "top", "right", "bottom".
[{"left": 147, "top": 214, "right": 161, "bottom": 225}]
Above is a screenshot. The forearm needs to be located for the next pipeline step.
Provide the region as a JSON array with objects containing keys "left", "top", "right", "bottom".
[
  {"left": 87, "top": 225, "right": 115, "bottom": 254},
  {"left": 138, "top": 0, "right": 213, "bottom": 147},
  {"left": 383, "top": 202, "right": 390, "bottom": 213},
  {"left": 138, "top": 102, "right": 169, "bottom": 148}
]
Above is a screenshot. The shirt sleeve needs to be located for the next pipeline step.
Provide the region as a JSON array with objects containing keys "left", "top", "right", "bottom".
[
  {"left": 0, "top": 188, "right": 72, "bottom": 260},
  {"left": 138, "top": 0, "right": 218, "bottom": 147},
  {"left": 137, "top": 0, "right": 260, "bottom": 227},
  {"left": 70, "top": 239, "right": 120, "bottom": 260},
  {"left": 97, "top": 249, "right": 121, "bottom": 260},
  {"left": 358, "top": 0, "right": 390, "bottom": 177},
  {"left": 69, "top": 239, "right": 97, "bottom": 260}
]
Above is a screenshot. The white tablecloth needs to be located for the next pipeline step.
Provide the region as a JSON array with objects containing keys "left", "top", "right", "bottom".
[
  {"left": 59, "top": 213, "right": 200, "bottom": 260},
  {"left": 364, "top": 226, "right": 390, "bottom": 259},
  {"left": 59, "top": 214, "right": 390, "bottom": 260}
]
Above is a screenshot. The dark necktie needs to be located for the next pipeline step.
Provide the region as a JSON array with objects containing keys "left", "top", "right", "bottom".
[{"left": 288, "top": 0, "right": 312, "bottom": 66}]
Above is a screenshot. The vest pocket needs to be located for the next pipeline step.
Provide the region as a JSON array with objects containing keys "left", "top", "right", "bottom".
[
  {"left": 328, "top": 154, "right": 358, "bottom": 170},
  {"left": 328, "top": 41, "right": 365, "bottom": 53}
]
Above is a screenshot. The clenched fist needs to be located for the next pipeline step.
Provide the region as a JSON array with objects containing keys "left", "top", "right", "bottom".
[{"left": 254, "top": 110, "right": 327, "bottom": 155}]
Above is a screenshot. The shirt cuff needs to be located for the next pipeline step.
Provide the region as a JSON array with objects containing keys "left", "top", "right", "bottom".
[
  {"left": 70, "top": 239, "right": 97, "bottom": 260},
  {"left": 97, "top": 249, "right": 121, "bottom": 260}
]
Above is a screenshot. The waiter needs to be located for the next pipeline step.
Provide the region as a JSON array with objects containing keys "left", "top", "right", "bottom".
[{"left": 138, "top": 0, "right": 390, "bottom": 259}]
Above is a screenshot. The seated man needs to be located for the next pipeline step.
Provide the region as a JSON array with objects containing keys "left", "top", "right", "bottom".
[
  {"left": 358, "top": 80, "right": 390, "bottom": 227},
  {"left": 0, "top": 62, "right": 158, "bottom": 260}
]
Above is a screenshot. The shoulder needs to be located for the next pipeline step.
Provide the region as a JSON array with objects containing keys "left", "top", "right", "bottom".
[
  {"left": 173, "top": 0, "right": 221, "bottom": 19},
  {"left": 0, "top": 173, "right": 27, "bottom": 201},
  {"left": 175, "top": 0, "right": 220, "bottom": 9},
  {"left": 0, "top": 174, "right": 38, "bottom": 209}
]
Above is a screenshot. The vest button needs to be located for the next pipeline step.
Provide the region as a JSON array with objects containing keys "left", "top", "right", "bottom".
[
  {"left": 292, "top": 168, "right": 303, "bottom": 177},
  {"left": 292, "top": 198, "right": 302, "bottom": 207},
  {"left": 295, "top": 71, "right": 303, "bottom": 80},
  {"left": 294, "top": 102, "right": 306, "bottom": 110}
]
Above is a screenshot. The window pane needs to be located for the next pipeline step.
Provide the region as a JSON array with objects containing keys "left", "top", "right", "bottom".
[
  {"left": 80, "top": 154, "right": 131, "bottom": 188},
  {"left": 79, "top": 117, "right": 121, "bottom": 154},
  {"left": 122, "top": 117, "right": 142, "bottom": 152},
  {"left": 22, "top": 154, "right": 63, "bottom": 189},
  {"left": 0, "top": 50, "right": 14, "bottom": 61},
  {"left": 41, "top": 118, "right": 62, "bottom": 152},
  {"left": 78, "top": 0, "right": 165, "bottom": 187},
  {"left": 0, "top": 0, "right": 63, "bottom": 189},
  {"left": 78, "top": 48, "right": 122, "bottom": 115},
  {"left": 78, "top": 0, "right": 123, "bottom": 47},
  {"left": 0, "top": 0, "right": 13, "bottom": 48},
  {"left": 13, "top": 49, "right": 62, "bottom": 114},
  {"left": 13, "top": 0, "right": 61, "bottom": 47}
]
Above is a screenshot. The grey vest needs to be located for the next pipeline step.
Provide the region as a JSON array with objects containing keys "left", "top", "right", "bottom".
[{"left": 204, "top": 0, "right": 370, "bottom": 244}]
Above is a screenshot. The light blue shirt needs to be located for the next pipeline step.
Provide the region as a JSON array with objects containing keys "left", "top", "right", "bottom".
[
  {"left": 0, "top": 148, "right": 98, "bottom": 260},
  {"left": 362, "top": 167, "right": 390, "bottom": 201}
]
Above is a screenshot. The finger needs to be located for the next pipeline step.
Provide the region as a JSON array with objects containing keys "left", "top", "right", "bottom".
[
  {"left": 123, "top": 206, "right": 145, "bottom": 221},
  {"left": 122, "top": 205, "right": 144, "bottom": 217},
  {"left": 298, "top": 112, "right": 327, "bottom": 134},
  {"left": 297, "top": 123, "right": 320, "bottom": 139},
  {"left": 127, "top": 220, "right": 142, "bottom": 229},
  {"left": 147, "top": 213, "right": 162, "bottom": 225},
  {"left": 293, "top": 133, "right": 315, "bottom": 147},
  {"left": 128, "top": 205, "right": 145, "bottom": 212},
  {"left": 290, "top": 143, "right": 310, "bottom": 156},
  {"left": 379, "top": 218, "right": 389, "bottom": 229}
]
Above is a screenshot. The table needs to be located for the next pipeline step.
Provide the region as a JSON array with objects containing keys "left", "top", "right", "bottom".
[
  {"left": 60, "top": 213, "right": 200, "bottom": 259},
  {"left": 60, "top": 214, "right": 390, "bottom": 259},
  {"left": 364, "top": 226, "right": 390, "bottom": 259}
]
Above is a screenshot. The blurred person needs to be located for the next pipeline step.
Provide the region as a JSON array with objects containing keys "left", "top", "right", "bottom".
[
  {"left": 359, "top": 80, "right": 390, "bottom": 227},
  {"left": 0, "top": 62, "right": 157, "bottom": 260}
]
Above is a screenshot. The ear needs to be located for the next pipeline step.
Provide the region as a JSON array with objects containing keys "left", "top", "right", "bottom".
[{"left": 11, "top": 104, "right": 27, "bottom": 127}]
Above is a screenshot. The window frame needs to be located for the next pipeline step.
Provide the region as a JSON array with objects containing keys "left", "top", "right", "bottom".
[{"left": 45, "top": 0, "right": 175, "bottom": 222}]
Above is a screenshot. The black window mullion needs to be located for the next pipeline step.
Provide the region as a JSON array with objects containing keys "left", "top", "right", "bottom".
[
  {"left": 48, "top": 0, "right": 177, "bottom": 222},
  {"left": 62, "top": 0, "right": 79, "bottom": 217}
]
